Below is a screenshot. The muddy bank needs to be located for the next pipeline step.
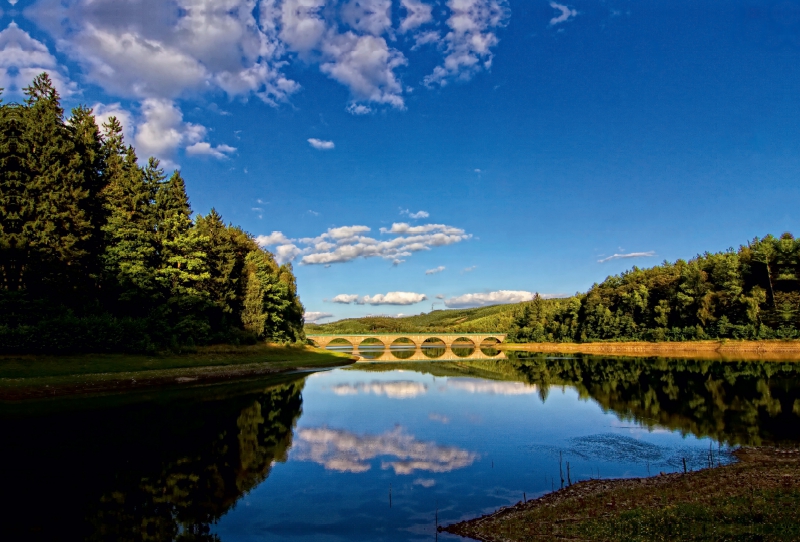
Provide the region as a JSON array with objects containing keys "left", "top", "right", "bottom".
[
  {"left": 442, "top": 447, "right": 800, "bottom": 541},
  {"left": 0, "top": 357, "right": 356, "bottom": 401},
  {"left": 504, "top": 340, "right": 800, "bottom": 361}
]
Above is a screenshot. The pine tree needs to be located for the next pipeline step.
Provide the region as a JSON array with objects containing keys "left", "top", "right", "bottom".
[
  {"left": 100, "top": 124, "right": 159, "bottom": 310},
  {"left": 21, "top": 74, "right": 95, "bottom": 299}
]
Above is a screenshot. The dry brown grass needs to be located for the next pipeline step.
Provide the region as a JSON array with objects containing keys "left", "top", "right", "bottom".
[{"left": 503, "top": 340, "right": 800, "bottom": 362}]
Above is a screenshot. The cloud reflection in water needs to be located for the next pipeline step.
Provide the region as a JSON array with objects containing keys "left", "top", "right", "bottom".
[
  {"left": 294, "top": 426, "right": 477, "bottom": 474},
  {"left": 330, "top": 380, "right": 427, "bottom": 399},
  {"left": 444, "top": 378, "right": 538, "bottom": 395}
]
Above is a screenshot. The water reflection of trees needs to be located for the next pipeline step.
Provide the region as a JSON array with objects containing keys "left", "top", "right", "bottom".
[
  {"left": 352, "top": 356, "right": 800, "bottom": 446},
  {"left": 3, "top": 380, "right": 304, "bottom": 541}
]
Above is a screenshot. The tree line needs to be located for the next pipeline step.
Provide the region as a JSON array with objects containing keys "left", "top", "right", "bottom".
[
  {"left": 508, "top": 233, "right": 800, "bottom": 342},
  {"left": 0, "top": 74, "right": 304, "bottom": 353}
]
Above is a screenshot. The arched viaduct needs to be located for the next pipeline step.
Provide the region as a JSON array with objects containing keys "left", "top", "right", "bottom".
[{"left": 307, "top": 333, "right": 507, "bottom": 361}]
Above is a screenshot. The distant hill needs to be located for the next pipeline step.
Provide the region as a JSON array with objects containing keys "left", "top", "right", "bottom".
[{"left": 304, "top": 298, "right": 571, "bottom": 335}]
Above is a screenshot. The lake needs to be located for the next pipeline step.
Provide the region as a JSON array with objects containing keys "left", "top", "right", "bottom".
[{"left": 3, "top": 352, "right": 800, "bottom": 541}]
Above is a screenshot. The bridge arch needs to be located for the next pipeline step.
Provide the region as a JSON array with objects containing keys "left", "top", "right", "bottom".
[
  {"left": 390, "top": 337, "right": 416, "bottom": 360},
  {"left": 451, "top": 336, "right": 476, "bottom": 357},
  {"left": 421, "top": 337, "right": 446, "bottom": 359}
]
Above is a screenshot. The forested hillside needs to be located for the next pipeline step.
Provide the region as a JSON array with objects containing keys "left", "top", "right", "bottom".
[
  {"left": 309, "top": 233, "right": 800, "bottom": 342},
  {"left": 0, "top": 74, "right": 304, "bottom": 353}
]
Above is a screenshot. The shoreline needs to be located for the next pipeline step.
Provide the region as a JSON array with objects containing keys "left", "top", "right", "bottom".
[
  {"left": 442, "top": 446, "right": 800, "bottom": 541},
  {"left": 503, "top": 339, "right": 800, "bottom": 361},
  {"left": 0, "top": 345, "right": 356, "bottom": 401}
]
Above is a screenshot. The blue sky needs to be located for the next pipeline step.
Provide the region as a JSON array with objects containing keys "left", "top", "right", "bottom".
[{"left": 3, "top": 0, "right": 800, "bottom": 322}]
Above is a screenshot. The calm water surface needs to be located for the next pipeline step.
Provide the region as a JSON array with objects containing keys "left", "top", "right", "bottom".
[{"left": 3, "top": 353, "right": 800, "bottom": 540}]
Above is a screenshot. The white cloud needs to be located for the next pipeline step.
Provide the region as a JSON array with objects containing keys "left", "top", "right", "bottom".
[
  {"left": 346, "top": 103, "right": 372, "bottom": 115},
  {"left": 135, "top": 98, "right": 213, "bottom": 160},
  {"left": 331, "top": 291, "right": 426, "bottom": 305},
  {"left": 341, "top": 0, "right": 392, "bottom": 36},
  {"left": 413, "top": 478, "right": 436, "bottom": 487},
  {"left": 256, "top": 231, "right": 294, "bottom": 246},
  {"left": 423, "top": 0, "right": 510, "bottom": 87},
  {"left": 331, "top": 380, "right": 427, "bottom": 399},
  {"left": 444, "top": 290, "right": 563, "bottom": 308},
  {"left": 597, "top": 251, "right": 656, "bottom": 264},
  {"left": 428, "top": 412, "right": 449, "bottom": 424},
  {"left": 319, "top": 32, "right": 407, "bottom": 108},
  {"left": 462, "top": 265, "right": 477, "bottom": 273},
  {"left": 308, "top": 137, "right": 335, "bottom": 150},
  {"left": 426, "top": 266, "right": 446, "bottom": 275},
  {"left": 185, "top": 141, "right": 237, "bottom": 159},
  {"left": 400, "top": 0, "right": 434, "bottom": 33},
  {"left": 20, "top": 0, "right": 511, "bottom": 125},
  {"left": 435, "top": 294, "right": 445, "bottom": 299},
  {"left": 363, "top": 292, "right": 427, "bottom": 305},
  {"left": 92, "top": 102, "right": 136, "bottom": 143},
  {"left": 400, "top": 209, "right": 430, "bottom": 219},
  {"left": 294, "top": 426, "right": 478, "bottom": 474},
  {"left": 445, "top": 378, "right": 537, "bottom": 395},
  {"left": 274, "top": 243, "right": 303, "bottom": 264},
  {"left": 26, "top": 0, "right": 298, "bottom": 104},
  {"left": 0, "top": 22, "right": 76, "bottom": 96},
  {"left": 549, "top": 2, "right": 578, "bottom": 25},
  {"left": 304, "top": 311, "right": 334, "bottom": 323},
  {"left": 331, "top": 294, "right": 360, "bottom": 304},
  {"left": 263, "top": 222, "right": 470, "bottom": 266},
  {"left": 380, "top": 222, "right": 464, "bottom": 235}
]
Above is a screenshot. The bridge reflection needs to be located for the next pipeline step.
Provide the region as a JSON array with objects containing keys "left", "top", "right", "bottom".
[{"left": 307, "top": 333, "right": 507, "bottom": 362}]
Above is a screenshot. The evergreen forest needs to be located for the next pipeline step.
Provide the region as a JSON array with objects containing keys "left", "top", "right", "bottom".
[
  {"left": 309, "top": 233, "right": 800, "bottom": 343},
  {"left": 0, "top": 74, "right": 304, "bottom": 353}
]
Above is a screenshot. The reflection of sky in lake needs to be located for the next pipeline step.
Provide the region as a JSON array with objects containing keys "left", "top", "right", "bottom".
[{"left": 214, "top": 367, "right": 730, "bottom": 541}]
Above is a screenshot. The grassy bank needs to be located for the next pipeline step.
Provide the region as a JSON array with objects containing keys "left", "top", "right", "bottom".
[
  {"left": 0, "top": 344, "right": 354, "bottom": 400},
  {"left": 443, "top": 447, "right": 800, "bottom": 541},
  {"left": 504, "top": 340, "right": 800, "bottom": 361}
]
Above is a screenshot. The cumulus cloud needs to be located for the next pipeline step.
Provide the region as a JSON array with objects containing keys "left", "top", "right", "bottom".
[
  {"left": 262, "top": 222, "right": 470, "bottom": 265},
  {"left": 293, "top": 426, "right": 478, "bottom": 474},
  {"left": 549, "top": 2, "right": 578, "bottom": 25},
  {"left": 597, "top": 251, "right": 656, "bottom": 264},
  {"left": 133, "top": 98, "right": 216, "bottom": 160},
  {"left": 0, "top": 22, "right": 77, "bottom": 96},
  {"left": 363, "top": 291, "right": 427, "bottom": 305},
  {"left": 92, "top": 102, "right": 136, "bottom": 143},
  {"left": 331, "top": 380, "right": 428, "bottom": 399},
  {"left": 256, "top": 231, "right": 294, "bottom": 246},
  {"left": 22, "top": 0, "right": 509, "bottom": 117},
  {"left": 445, "top": 378, "right": 537, "bottom": 395},
  {"left": 426, "top": 266, "right": 445, "bottom": 275},
  {"left": 400, "top": 209, "right": 430, "bottom": 219},
  {"left": 444, "top": 290, "right": 563, "bottom": 308},
  {"left": 304, "top": 311, "right": 334, "bottom": 323},
  {"left": 308, "top": 137, "right": 335, "bottom": 150},
  {"left": 399, "top": 0, "right": 434, "bottom": 33},
  {"left": 185, "top": 141, "right": 237, "bottom": 158},
  {"left": 25, "top": 0, "right": 298, "bottom": 104},
  {"left": 331, "top": 294, "right": 360, "bottom": 304},
  {"left": 423, "top": 0, "right": 510, "bottom": 87}
]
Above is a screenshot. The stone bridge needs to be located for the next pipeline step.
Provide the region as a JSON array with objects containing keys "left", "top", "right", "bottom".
[{"left": 307, "top": 333, "right": 507, "bottom": 362}]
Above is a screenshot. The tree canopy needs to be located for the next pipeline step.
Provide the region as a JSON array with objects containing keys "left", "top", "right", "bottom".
[{"left": 0, "top": 74, "right": 304, "bottom": 353}]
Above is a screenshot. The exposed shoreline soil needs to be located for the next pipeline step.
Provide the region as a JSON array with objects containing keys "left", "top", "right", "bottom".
[
  {"left": 442, "top": 447, "right": 800, "bottom": 541},
  {"left": 0, "top": 355, "right": 356, "bottom": 401},
  {"left": 503, "top": 340, "right": 800, "bottom": 361}
]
